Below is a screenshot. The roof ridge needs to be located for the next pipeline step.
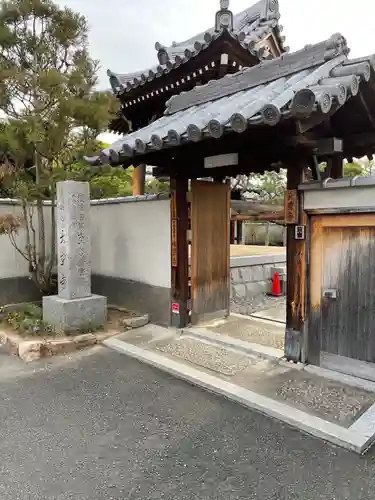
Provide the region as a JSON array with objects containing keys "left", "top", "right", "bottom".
[
  {"left": 160, "top": 0, "right": 277, "bottom": 55},
  {"left": 107, "top": 0, "right": 284, "bottom": 94},
  {"left": 164, "top": 33, "right": 350, "bottom": 116}
]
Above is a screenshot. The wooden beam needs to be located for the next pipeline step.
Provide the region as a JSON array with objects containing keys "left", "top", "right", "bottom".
[
  {"left": 133, "top": 163, "right": 146, "bottom": 195},
  {"left": 296, "top": 103, "right": 341, "bottom": 134},
  {"left": 285, "top": 158, "right": 307, "bottom": 362},
  {"left": 170, "top": 176, "right": 189, "bottom": 328},
  {"left": 290, "top": 136, "right": 343, "bottom": 155}
]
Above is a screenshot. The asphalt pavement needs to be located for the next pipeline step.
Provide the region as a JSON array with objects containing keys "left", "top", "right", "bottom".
[{"left": 0, "top": 345, "right": 375, "bottom": 499}]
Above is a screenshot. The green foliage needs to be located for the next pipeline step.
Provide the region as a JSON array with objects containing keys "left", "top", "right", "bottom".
[
  {"left": 320, "top": 159, "right": 374, "bottom": 178},
  {"left": 0, "top": 0, "right": 119, "bottom": 294},
  {"left": 233, "top": 170, "right": 286, "bottom": 203},
  {"left": 2, "top": 303, "right": 54, "bottom": 337},
  {"left": 344, "top": 161, "right": 366, "bottom": 178},
  {"left": 145, "top": 178, "right": 170, "bottom": 195},
  {"left": 70, "top": 162, "right": 134, "bottom": 199}
]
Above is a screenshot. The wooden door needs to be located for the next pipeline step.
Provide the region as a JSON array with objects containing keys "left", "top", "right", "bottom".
[
  {"left": 309, "top": 214, "right": 375, "bottom": 379},
  {"left": 191, "top": 180, "right": 230, "bottom": 324}
]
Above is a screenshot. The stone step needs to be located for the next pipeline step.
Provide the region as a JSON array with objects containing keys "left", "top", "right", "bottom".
[{"left": 195, "top": 314, "right": 285, "bottom": 351}]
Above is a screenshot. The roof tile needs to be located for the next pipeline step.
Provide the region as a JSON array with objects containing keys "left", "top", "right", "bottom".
[{"left": 86, "top": 35, "right": 374, "bottom": 166}]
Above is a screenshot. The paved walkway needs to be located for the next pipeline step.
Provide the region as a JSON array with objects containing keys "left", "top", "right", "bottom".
[
  {"left": 230, "top": 244, "right": 286, "bottom": 257},
  {"left": 1, "top": 347, "right": 375, "bottom": 499}
]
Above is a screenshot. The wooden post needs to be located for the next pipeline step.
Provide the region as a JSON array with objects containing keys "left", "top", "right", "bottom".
[
  {"left": 133, "top": 163, "right": 146, "bottom": 195},
  {"left": 170, "top": 176, "right": 189, "bottom": 328},
  {"left": 329, "top": 155, "right": 344, "bottom": 179},
  {"left": 284, "top": 159, "right": 307, "bottom": 362}
]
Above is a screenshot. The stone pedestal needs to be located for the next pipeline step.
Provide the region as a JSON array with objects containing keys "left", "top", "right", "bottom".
[
  {"left": 43, "top": 181, "right": 106, "bottom": 333},
  {"left": 43, "top": 294, "right": 107, "bottom": 334}
]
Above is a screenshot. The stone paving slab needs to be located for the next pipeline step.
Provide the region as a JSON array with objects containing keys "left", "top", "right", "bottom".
[
  {"left": 233, "top": 368, "right": 374, "bottom": 427},
  {"left": 202, "top": 315, "right": 285, "bottom": 350},
  {"left": 251, "top": 305, "right": 286, "bottom": 323}
]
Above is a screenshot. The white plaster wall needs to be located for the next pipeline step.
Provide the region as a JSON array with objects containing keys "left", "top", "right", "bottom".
[
  {"left": 0, "top": 202, "right": 29, "bottom": 278},
  {"left": 304, "top": 186, "right": 375, "bottom": 211},
  {"left": 90, "top": 198, "right": 171, "bottom": 288},
  {"left": 0, "top": 197, "right": 171, "bottom": 288},
  {"left": 0, "top": 202, "right": 54, "bottom": 279}
]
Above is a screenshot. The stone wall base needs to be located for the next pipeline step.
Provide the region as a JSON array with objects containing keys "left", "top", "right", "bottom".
[
  {"left": 92, "top": 275, "right": 171, "bottom": 326},
  {"left": 43, "top": 294, "right": 107, "bottom": 334},
  {"left": 0, "top": 277, "right": 41, "bottom": 306},
  {"left": 230, "top": 254, "right": 287, "bottom": 302}
]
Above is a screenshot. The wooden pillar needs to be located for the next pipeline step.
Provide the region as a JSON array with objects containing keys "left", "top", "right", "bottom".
[
  {"left": 325, "top": 155, "right": 344, "bottom": 179},
  {"left": 170, "top": 176, "right": 189, "bottom": 328},
  {"left": 329, "top": 155, "right": 344, "bottom": 179},
  {"left": 133, "top": 163, "right": 146, "bottom": 195},
  {"left": 284, "top": 158, "right": 307, "bottom": 362}
]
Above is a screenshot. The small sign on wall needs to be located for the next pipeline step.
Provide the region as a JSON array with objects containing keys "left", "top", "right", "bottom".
[
  {"left": 172, "top": 302, "right": 180, "bottom": 314},
  {"left": 171, "top": 190, "right": 178, "bottom": 267},
  {"left": 171, "top": 218, "right": 178, "bottom": 267},
  {"left": 295, "top": 225, "right": 306, "bottom": 240},
  {"left": 284, "top": 189, "right": 298, "bottom": 224}
]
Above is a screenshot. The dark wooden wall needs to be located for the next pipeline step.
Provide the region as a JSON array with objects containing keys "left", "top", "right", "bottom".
[{"left": 308, "top": 214, "right": 375, "bottom": 366}]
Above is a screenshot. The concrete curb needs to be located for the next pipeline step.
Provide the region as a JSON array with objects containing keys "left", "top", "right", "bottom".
[
  {"left": 104, "top": 336, "right": 375, "bottom": 454},
  {"left": 182, "top": 327, "right": 284, "bottom": 361}
]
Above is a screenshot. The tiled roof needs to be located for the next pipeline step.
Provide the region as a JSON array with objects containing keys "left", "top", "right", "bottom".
[
  {"left": 107, "top": 0, "right": 286, "bottom": 94},
  {"left": 86, "top": 34, "right": 375, "bottom": 166}
]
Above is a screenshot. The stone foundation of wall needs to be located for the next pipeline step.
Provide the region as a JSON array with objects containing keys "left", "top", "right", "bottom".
[
  {"left": 230, "top": 254, "right": 286, "bottom": 302},
  {"left": 91, "top": 275, "right": 170, "bottom": 326},
  {"left": 1, "top": 255, "right": 285, "bottom": 327},
  {"left": 0, "top": 277, "right": 41, "bottom": 306}
]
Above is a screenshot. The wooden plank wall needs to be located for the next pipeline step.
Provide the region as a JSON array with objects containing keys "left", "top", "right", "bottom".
[
  {"left": 309, "top": 214, "right": 375, "bottom": 364},
  {"left": 191, "top": 180, "right": 230, "bottom": 324}
]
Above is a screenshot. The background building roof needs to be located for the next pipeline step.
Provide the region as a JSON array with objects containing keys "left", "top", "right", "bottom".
[{"left": 107, "top": 0, "right": 286, "bottom": 94}]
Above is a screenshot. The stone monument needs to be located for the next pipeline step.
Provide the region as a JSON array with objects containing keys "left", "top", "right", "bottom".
[{"left": 43, "top": 181, "right": 106, "bottom": 333}]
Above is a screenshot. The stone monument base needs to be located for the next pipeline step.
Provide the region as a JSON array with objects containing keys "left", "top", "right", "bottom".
[{"left": 43, "top": 294, "right": 107, "bottom": 334}]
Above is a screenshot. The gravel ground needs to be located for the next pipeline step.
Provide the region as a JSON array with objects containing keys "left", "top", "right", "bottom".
[
  {"left": 231, "top": 294, "right": 286, "bottom": 316},
  {"left": 2, "top": 347, "right": 375, "bottom": 499},
  {"left": 275, "top": 374, "right": 375, "bottom": 426},
  {"left": 156, "top": 337, "right": 251, "bottom": 376}
]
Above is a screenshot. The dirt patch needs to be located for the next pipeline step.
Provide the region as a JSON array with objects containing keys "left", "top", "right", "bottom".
[{"left": 0, "top": 304, "right": 148, "bottom": 362}]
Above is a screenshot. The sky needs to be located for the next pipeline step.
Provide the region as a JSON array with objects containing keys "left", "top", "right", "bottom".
[{"left": 61, "top": 0, "right": 375, "bottom": 143}]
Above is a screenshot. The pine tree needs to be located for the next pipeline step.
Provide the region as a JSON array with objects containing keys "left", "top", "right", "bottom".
[{"left": 0, "top": 0, "right": 118, "bottom": 293}]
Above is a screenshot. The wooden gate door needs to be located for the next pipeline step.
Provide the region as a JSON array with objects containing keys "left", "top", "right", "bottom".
[
  {"left": 309, "top": 214, "right": 375, "bottom": 379},
  {"left": 191, "top": 180, "right": 230, "bottom": 324}
]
